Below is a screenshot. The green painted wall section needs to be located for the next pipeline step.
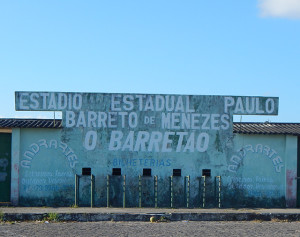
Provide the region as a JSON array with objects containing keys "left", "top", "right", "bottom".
[
  {"left": 226, "top": 134, "right": 290, "bottom": 207},
  {"left": 17, "top": 128, "right": 74, "bottom": 206},
  {"left": 0, "top": 133, "right": 11, "bottom": 202},
  {"left": 12, "top": 128, "right": 297, "bottom": 208}
]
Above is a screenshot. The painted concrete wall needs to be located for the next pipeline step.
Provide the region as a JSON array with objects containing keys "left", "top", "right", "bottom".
[
  {"left": 13, "top": 128, "right": 74, "bottom": 206},
  {"left": 227, "top": 134, "right": 297, "bottom": 207},
  {"left": 11, "top": 127, "right": 298, "bottom": 208},
  {"left": 12, "top": 92, "right": 291, "bottom": 207}
]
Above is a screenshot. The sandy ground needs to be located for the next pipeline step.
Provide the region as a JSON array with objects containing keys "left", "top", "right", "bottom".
[{"left": 1, "top": 221, "right": 300, "bottom": 237}]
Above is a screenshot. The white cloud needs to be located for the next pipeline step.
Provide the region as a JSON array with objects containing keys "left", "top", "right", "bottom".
[{"left": 259, "top": 0, "right": 300, "bottom": 19}]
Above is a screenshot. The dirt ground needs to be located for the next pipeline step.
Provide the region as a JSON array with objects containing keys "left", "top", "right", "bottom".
[{"left": 1, "top": 221, "right": 300, "bottom": 237}]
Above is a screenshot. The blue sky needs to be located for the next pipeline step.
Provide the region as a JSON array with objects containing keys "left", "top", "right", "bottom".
[{"left": 0, "top": 0, "right": 300, "bottom": 122}]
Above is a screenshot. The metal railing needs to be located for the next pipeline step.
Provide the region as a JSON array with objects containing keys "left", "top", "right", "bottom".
[
  {"left": 74, "top": 174, "right": 221, "bottom": 208},
  {"left": 74, "top": 174, "right": 94, "bottom": 208}
]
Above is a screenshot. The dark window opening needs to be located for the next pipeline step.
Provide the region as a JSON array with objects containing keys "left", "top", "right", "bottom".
[
  {"left": 202, "top": 169, "right": 211, "bottom": 177},
  {"left": 112, "top": 168, "right": 121, "bottom": 176},
  {"left": 143, "top": 168, "right": 152, "bottom": 176},
  {"left": 82, "top": 167, "right": 91, "bottom": 175},
  {"left": 173, "top": 169, "right": 181, "bottom": 177}
]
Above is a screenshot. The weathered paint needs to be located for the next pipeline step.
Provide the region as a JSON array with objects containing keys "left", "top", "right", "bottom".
[
  {"left": 11, "top": 92, "right": 293, "bottom": 208},
  {"left": 10, "top": 128, "right": 20, "bottom": 205},
  {"left": 285, "top": 135, "right": 298, "bottom": 207},
  {"left": 10, "top": 128, "right": 297, "bottom": 208},
  {"left": 0, "top": 133, "right": 11, "bottom": 202},
  {"left": 224, "top": 134, "right": 291, "bottom": 207},
  {"left": 286, "top": 170, "right": 297, "bottom": 207},
  {"left": 16, "top": 128, "right": 74, "bottom": 206}
]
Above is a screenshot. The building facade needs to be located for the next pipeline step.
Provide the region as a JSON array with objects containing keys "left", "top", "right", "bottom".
[{"left": 0, "top": 91, "right": 299, "bottom": 208}]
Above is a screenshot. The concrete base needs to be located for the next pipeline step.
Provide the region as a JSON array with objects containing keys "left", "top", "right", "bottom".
[{"left": 1, "top": 207, "right": 300, "bottom": 222}]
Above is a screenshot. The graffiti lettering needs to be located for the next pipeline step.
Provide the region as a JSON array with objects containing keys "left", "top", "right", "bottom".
[
  {"left": 23, "top": 184, "right": 73, "bottom": 192},
  {"left": 111, "top": 95, "right": 195, "bottom": 113},
  {"left": 18, "top": 92, "right": 82, "bottom": 111},
  {"left": 24, "top": 170, "right": 72, "bottom": 178},
  {"left": 22, "top": 170, "right": 74, "bottom": 192},
  {"left": 227, "top": 176, "right": 282, "bottom": 197},
  {"left": 84, "top": 131, "right": 97, "bottom": 150},
  {"left": 65, "top": 111, "right": 138, "bottom": 128},
  {"left": 109, "top": 131, "right": 209, "bottom": 152},
  {"left": 228, "top": 144, "right": 284, "bottom": 173},
  {"left": 161, "top": 113, "right": 230, "bottom": 130},
  {"left": 112, "top": 158, "right": 172, "bottom": 167},
  {"left": 21, "top": 140, "right": 78, "bottom": 169},
  {"left": 224, "top": 97, "right": 275, "bottom": 114}
]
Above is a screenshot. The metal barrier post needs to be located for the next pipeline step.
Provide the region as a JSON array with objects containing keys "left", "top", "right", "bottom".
[
  {"left": 216, "top": 176, "right": 221, "bottom": 208},
  {"left": 186, "top": 176, "right": 190, "bottom": 208},
  {"left": 170, "top": 176, "right": 173, "bottom": 208},
  {"left": 202, "top": 176, "right": 206, "bottom": 208},
  {"left": 75, "top": 174, "right": 78, "bottom": 207},
  {"left": 154, "top": 176, "right": 158, "bottom": 208},
  {"left": 91, "top": 174, "right": 94, "bottom": 208},
  {"left": 107, "top": 175, "right": 110, "bottom": 208},
  {"left": 123, "top": 175, "right": 126, "bottom": 208},
  {"left": 139, "top": 175, "right": 142, "bottom": 208}
]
